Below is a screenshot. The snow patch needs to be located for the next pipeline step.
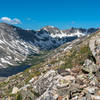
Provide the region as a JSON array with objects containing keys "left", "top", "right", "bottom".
[{"left": 1, "top": 58, "right": 13, "bottom": 65}]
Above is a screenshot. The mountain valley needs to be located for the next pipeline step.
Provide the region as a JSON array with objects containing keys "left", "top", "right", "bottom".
[
  {"left": 0, "top": 23, "right": 97, "bottom": 69},
  {"left": 0, "top": 23, "right": 100, "bottom": 100}
]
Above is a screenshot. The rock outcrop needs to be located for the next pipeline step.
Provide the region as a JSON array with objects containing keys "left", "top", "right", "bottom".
[
  {"left": 82, "top": 59, "right": 99, "bottom": 73},
  {"left": 89, "top": 33, "right": 100, "bottom": 65}
]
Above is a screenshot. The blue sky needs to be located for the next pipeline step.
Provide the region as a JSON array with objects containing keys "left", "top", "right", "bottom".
[{"left": 0, "top": 0, "right": 100, "bottom": 30}]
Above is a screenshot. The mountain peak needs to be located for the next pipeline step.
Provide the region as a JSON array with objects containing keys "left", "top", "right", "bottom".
[
  {"left": 42, "top": 25, "right": 55, "bottom": 28},
  {"left": 40, "top": 25, "right": 59, "bottom": 32}
]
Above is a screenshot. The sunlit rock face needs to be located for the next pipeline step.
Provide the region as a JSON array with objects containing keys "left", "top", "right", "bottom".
[{"left": 89, "top": 31, "right": 100, "bottom": 65}]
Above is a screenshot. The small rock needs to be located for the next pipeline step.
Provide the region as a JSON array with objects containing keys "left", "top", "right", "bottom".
[
  {"left": 57, "top": 96, "right": 63, "bottom": 100},
  {"left": 12, "top": 87, "right": 19, "bottom": 94},
  {"left": 97, "top": 90, "right": 100, "bottom": 96},
  {"left": 33, "top": 70, "right": 57, "bottom": 95},
  {"left": 71, "top": 67, "right": 81, "bottom": 73},
  {"left": 65, "top": 75, "right": 75, "bottom": 81},
  {"left": 58, "top": 75, "right": 75, "bottom": 87},
  {"left": 85, "top": 87, "right": 96, "bottom": 94},
  {"left": 39, "top": 91, "right": 57, "bottom": 100},
  {"left": 90, "top": 76, "right": 98, "bottom": 86},
  {"left": 91, "top": 95, "right": 100, "bottom": 100},
  {"left": 78, "top": 97, "right": 87, "bottom": 100},
  {"left": 29, "top": 78, "right": 34, "bottom": 83},
  {"left": 86, "top": 93, "right": 92, "bottom": 100},
  {"left": 58, "top": 68, "right": 70, "bottom": 76},
  {"left": 82, "top": 59, "right": 99, "bottom": 73}
]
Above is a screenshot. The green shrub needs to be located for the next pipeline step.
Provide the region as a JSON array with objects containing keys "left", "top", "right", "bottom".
[
  {"left": 16, "top": 93, "right": 22, "bottom": 100},
  {"left": 61, "top": 44, "right": 93, "bottom": 69}
]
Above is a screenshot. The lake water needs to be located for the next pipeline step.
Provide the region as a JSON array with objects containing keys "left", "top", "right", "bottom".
[{"left": 0, "top": 65, "right": 30, "bottom": 77}]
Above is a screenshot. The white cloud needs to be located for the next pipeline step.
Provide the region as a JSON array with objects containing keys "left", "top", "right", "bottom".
[{"left": 0, "top": 17, "right": 21, "bottom": 24}]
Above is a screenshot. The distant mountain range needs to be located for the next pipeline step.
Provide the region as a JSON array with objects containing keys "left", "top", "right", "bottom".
[{"left": 0, "top": 23, "right": 98, "bottom": 68}]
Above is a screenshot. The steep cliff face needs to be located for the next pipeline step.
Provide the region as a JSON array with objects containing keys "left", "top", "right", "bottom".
[{"left": 0, "top": 23, "right": 39, "bottom": 68}]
